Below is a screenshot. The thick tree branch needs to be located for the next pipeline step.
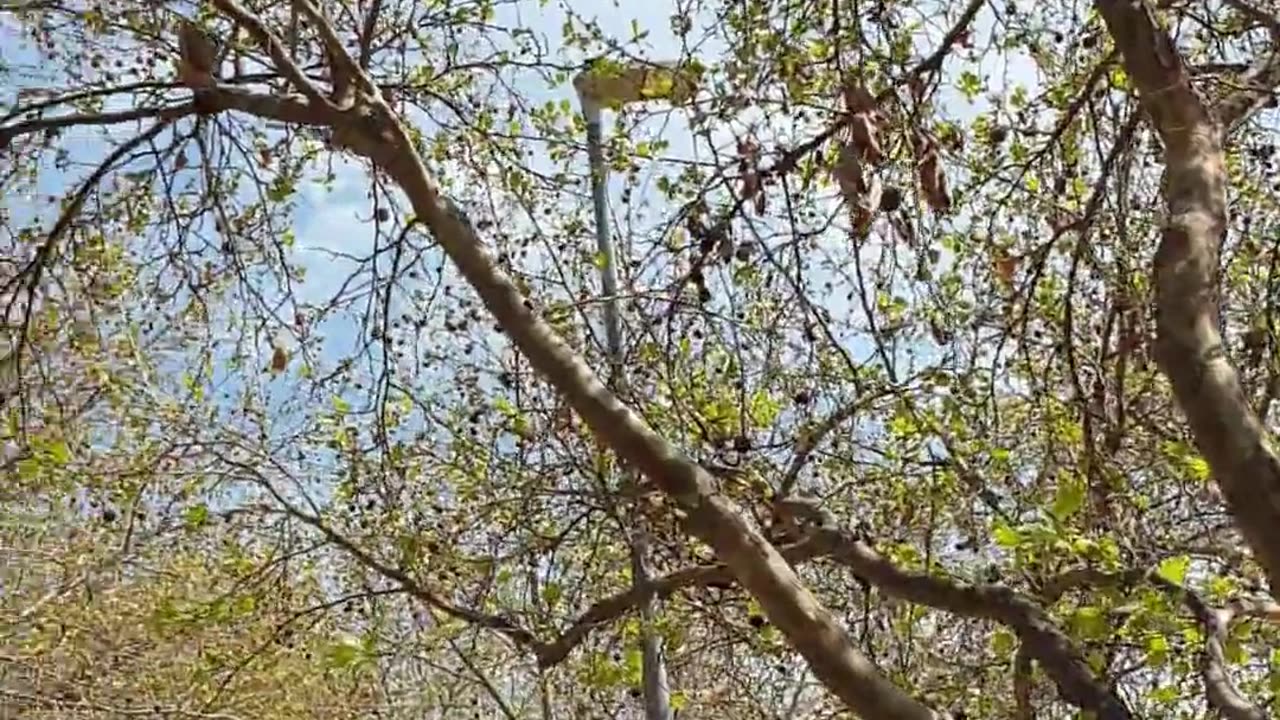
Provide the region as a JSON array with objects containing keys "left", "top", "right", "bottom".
[
  {"left": 1013, "top": 643, "right": 1034, "bottom": 720},
  {"left": 291, "top": 0, "right": 373, "bottom": 101},
  {"left": 202, "top": 85, "right": 332, "bottom": 125},
  {"left": 211, "top": 0, "right": 332, "bottom": 109},
  {"left": 1044, "top": 566, "right": 1276, "bottom": 720},
  {"left": 212, "top": 22, "right": 944, "bottom": 720},
  {"left": 808, "top": 529, "right": 1132, "bottom": 720},
  {"left": 247, "top": 421, "right": 1125, "bottom": 720},
  {"left": 374, "top": 126, "right": 942, "bottom": 720},
  {"left": 0, "top": 85, "right": 324, "bottom": 147},
  {"left": 0, "top": 81, "right": 174, "bottom": 123},
  {"left": 1095, "top": 0, "right": 1280, "bottom": 600},
  {"left": 191, "top": 0, "right": 1002, "bottom": 715},
  {"left": 1161, "top": 580, "right": 1271, "bottom": 720}
]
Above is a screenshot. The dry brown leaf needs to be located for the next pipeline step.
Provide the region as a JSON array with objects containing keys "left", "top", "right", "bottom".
[
  {"left": 914, "top": 133, "right": 951, "bottom": 213},
  {"left": 848, "top": 112, "right": 884, "bottom": 165},
  {"left": 177, "top": 20, "right": 218, "bottom": 89},
  {"left": 741, "top": 170, "right": 760, "bottom": 201},
  {"left": 853, "top": 175, "right": 882, "bottom": 237},
  {"left": 833, "top": 141, "right": 866, "bottom": 201},
  {"left": 270, "top": 345, "right": 288, "bottom": 374},
  {"left": 841, "top": 79, "right": 876, "bottom": 115},
  {"left": 736, "top": 138, "right": 766, "bottom": 214},
  {"left": 838, "top": 78, "right": 884, "bottom": 165}
]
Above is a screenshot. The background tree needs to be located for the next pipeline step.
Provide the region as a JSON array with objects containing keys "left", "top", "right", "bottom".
[{"left": 3, "top": 0, "right": 1280, "bottom": 718}]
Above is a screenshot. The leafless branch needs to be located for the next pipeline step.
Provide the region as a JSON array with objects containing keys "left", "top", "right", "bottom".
[
  {"left": 1217, "top": 0, "right": 1280, "bottom": 130},
  {"left": 0, "top": 104, "right": 195, "bottom": 146}
]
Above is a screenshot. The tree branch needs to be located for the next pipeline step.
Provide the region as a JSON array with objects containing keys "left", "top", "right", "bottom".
[
  {"left": 536, "top": 538, "right": 828, "bottom": 668},
  {"left": 202, "top": 85, "right": 332, "bottom": 125},
  {"left": 2, "top": 118, "right": 174, "bottom": 421},
  {"left": 1161, "top": 580, "right": 1271, "bottom": 720},
  {"left": 357, "top": 0, "right": 383, "bottom": 70},
  {"left": 1013, "top": 643, "right": 1034, "bottom": 720},
  {"left": 207, "top": 0, "right": 991, "bottom": 715},
  {"left": 1216, "top": 0, "right": 1280, "bottom": 131},
  {"left": 1044, "top": 566, "right": 1276, "bottom": 720},
  {"left": 810, "top": 529, "right": 1132, "bottom": 720},
  {"left": 778, "top": 396, "right": 875, "bottom": 497},
  {"left": 290, "top": 0, "right": 374, "bottom": 99},
  {"left": 210, "top": 0, "right": 333, "bottom": 110},
  {"left": 0, "top": 104, "right": 194, "bottom": 147},
  {"left": 1095, "top": 0, "right": 1280, "bottom": 601},
  {"left": 262, "top": 491, "right": 545, "bottom": 654}
]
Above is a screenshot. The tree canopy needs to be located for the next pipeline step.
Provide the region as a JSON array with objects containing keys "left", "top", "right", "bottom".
[{"left": 2, "top": 0, "right": 1280, "bottom": 717}]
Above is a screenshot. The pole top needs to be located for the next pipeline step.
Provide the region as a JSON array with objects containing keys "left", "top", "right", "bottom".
[{"left": 572, "top": 58, "right": 703, "bottom": 116}]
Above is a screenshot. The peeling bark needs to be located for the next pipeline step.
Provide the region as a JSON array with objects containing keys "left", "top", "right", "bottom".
[{"left": 1096, "top": 0, "right": 1280, "bottom": 600}]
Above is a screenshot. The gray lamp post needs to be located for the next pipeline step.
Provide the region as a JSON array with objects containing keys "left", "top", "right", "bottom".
[{"left": 573, "top": 59, "right": 700, "bottom": 720}]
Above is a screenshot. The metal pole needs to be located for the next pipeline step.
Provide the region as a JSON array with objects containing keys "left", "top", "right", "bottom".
[
  {"left": 583, "top": 110, "right": 624, "bottom": 383},
  {"left": 581, "top": 100, "right": 672, "bottom": 720}
]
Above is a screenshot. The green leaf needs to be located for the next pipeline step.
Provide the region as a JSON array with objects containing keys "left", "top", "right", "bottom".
[
  {"left": 887, "top": 412, "right": 917, "bottom": 438},
  {"left": 232, "top": 595, "right": 256, "bottom": 617},
  {"left": 956, "top": 70, "right": 983, "bottom": 100},
  {"left": 1144, "top": 634, "right": 1169, "bottom": 666},
  {"left": 1150, "top": 684, "right": 1179, "bottom": 704},
  {"left": 991, "top": 629, "right": 1015, "bottom": 657},
  {"left": 1050, "top": 475, "right": 1086, "bottom": 521},
  {"left": 45, "top": 439, "right": 71, "bottom": 466},
  {"left": 1071, "top": 606, "right": 1109, "bottom": 640},
  {"left": 1108, "top": 66, "right": 1130, "bottom": 90},
  {"left": 397, "top": 534, "right": 422, "bottom": 569},
  {"left": 623, "top": 648, "right": 643, "bottom": 685},
  {"left": 324, "top": 638, "right": 363, "bottom": 669},
  {"left": 748, "top": 390, "right": 781, "bottom": 428},
  {"left": 992, "top": 523, "right": 1021, "bottom": 549},
  {"left": 1186, "top": 456, "right": 1210, "bottom": 482},
  {"left": 16, "top": 457, "right": 40, "bottom": 480},
  {"left": 182, "top": 504, "right": 210, "bottom": 530},
  {"left": 542, "top": 582, "right": 563, "bottom": 606},
  {"left": 1156, "top": 555, "right": 1190, "bottom": 585}
]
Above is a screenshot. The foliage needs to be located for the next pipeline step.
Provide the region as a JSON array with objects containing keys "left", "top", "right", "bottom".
[{"left": 2, "top": 0, "right": 1280, "bottom": 717}]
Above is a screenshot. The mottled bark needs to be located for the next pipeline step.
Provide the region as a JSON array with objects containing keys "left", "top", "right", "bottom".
[{"left": 1096, "top": 0, "right": 1280, "bottom": 600}]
